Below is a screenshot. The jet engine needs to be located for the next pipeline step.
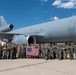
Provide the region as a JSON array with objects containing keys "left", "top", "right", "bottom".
[
  {"left": 0, "top": 24, "right": 14, "bottom": 32},
  {"left": 11, "top": 35, "right": 36, "bottom": 44},
  {"left": 1, "top": 39, "right": 9, "bottom": 43}
]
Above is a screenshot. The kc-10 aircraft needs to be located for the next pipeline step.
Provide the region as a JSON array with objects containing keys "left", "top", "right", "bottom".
[{"left": 0, "top": 16, "right": 76, "bottom": 44}]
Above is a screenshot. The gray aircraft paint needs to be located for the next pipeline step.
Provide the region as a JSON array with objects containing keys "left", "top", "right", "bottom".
[{"left": 1, "top": 16, "right": 76, "bottom": 44}]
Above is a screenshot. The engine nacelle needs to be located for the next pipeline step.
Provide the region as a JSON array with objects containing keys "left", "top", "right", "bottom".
[
  {"left": 0, "top": 24, "right": 14, "bottom": 32},
  {"left": 1, "top": 39, "right": 9, "bottom": 43},
  {"left": 11, "top": 35, "right": 36, "bottom": 44}
]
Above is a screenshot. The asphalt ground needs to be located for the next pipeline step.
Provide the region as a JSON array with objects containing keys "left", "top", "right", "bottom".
[{"left": 0, "top": 59, "right": 76, "bottom": 75}]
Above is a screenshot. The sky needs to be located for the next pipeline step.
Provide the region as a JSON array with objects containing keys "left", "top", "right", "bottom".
[{"left": 0, "top": 0, "right": 76, "bottom": 29}]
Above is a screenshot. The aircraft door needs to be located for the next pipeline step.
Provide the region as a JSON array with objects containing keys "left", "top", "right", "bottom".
[{"left": 68, "top": 19, "right": 75, "bottom": 36}]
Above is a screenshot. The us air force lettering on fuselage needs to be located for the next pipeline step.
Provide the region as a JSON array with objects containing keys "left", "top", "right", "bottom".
[{"left": 0, "top": 16, "right": 76, "bottom": 44}]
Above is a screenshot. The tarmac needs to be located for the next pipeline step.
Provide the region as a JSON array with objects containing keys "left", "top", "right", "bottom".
[{"left": 0, "top": 59, "right": 76, "bottom": 75}]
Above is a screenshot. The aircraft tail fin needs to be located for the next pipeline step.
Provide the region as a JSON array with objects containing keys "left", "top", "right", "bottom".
[
  {"left": 0, "top": 16, "right": 8, "bottom": 27},
  {"left": 0, "top": 16, "right": 14, "bottom": 32}
]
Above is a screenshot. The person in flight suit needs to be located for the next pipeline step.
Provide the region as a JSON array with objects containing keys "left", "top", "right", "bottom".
[
  {"left": 56, "top": 45, "right": 62, "bottom": 60},
  {"left": 65, "top": 43, "right": 71, "bottom": 59},
  {"left": 40, "top": 44, "right": 46, "bottom": 58},
  {"left": 52, "top": 44, "right": 57, "bottom": 59},
  {"left": 70, "top": 44, "right": 74, "bottom": 60},
  {"left": 74, "top": 45, "right": 76, "bottom": 60}
]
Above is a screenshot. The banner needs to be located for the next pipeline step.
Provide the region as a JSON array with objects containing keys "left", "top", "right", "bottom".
[{"left": 26, "top": 48, "right": 39, "bottom": 56}]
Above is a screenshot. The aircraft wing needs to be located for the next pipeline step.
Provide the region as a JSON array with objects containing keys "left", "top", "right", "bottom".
[
  {"left": 0, "top": 32, "right": 20, "bottom": 39},
  {"left": 0, "top": 32, "right": 45, "bottom": 39}
]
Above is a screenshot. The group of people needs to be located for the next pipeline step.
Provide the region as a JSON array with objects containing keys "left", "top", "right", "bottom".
[
  {"left": 0, "top": 43, "right": 76, "bottom": 60},
  {"left": 38, "top": 43, "right": 76, "bottom": 60},
  {"left": 0, "top": 43, "right": 26, "bottom": 59}
]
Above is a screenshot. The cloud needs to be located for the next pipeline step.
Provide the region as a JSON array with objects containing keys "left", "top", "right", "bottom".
[
  {"left": 52, "top": 0, "right": 76, "bottom": 9},
  {"left": 51, "top": 16, "right": 59, "bottom": 21},
  {"left": 54, "top": 16, "right": 59, "bottom": 20},
  {"left": 52, "top": 0, "right": 61, "bottom": 6},
  {"left": 40, "top": 0, "right": 49, "bottom": 2},
  {"left": 58, "top": 2, "right": 75, "bottom": 9}
]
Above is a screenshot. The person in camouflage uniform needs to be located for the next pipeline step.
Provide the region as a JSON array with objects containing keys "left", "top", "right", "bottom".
[
  {"left": 10, "top": 44, "right": 14, "bottom": 59},
  {"left": 16, "top": 44, "right": 21, "bottom": 59},
  {"left": 46, "top": 44, "right": 53, "bottom": 59},
  {"left": 5, "top": 44, "right": 10, "bottom": 59},
  {"left": 2, "top": 44, "right": 7, "bottom": 59},
  {"left": 40, "top": 44, "right": 47, "bottom": 58},
  {"left": 0, "top": 44, "right": 2, "bottom": 59},
  {"left": 62, "top": 45, "right": 67, "bottom": 59},
  {"left": 21, "top": 44, "right": 26, "bottom": 58},
  {"left": 13, "top": 44, "right": 17, "bottom": 59}
]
